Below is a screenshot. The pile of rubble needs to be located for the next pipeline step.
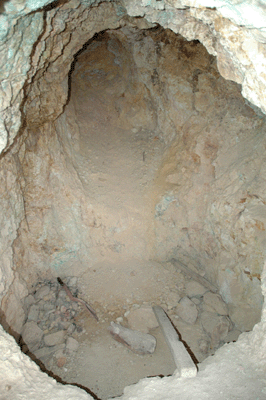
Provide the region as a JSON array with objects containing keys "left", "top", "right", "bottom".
[
  {"left": 20, "top": 277, "right": 87, "bottom": 369},
  {"left": 20, "top": 272, "right": 242, "bottom": 371}
]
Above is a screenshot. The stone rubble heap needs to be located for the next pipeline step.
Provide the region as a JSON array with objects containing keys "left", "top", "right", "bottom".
[
  {"left": 21, "top": 277, "right": 85, "bottom": 369},
  {"left": 20, "top": 272, "right": 243, "bottom": 370}
]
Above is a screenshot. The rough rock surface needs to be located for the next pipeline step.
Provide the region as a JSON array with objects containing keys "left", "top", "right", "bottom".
[
  {"left": 126, "top": 306, "right": 159, "bottom": 333},
  {"left": 0, "top": 1, "right": 266, "bottom": 400},
  {"left": 109, "top": 321, "right": 157, "bottom": 354},
  {"left": 1, "top": 0, "right": 266, "bottom": 156},
  {"left": 8, "top": 26, "right": 264, "bottom": 336},
  {"left": 176, "top": 296, "right": 198, "bottom": 325},
  {"left": 203, "top": 292, "right": 228, "bottom": 316}
]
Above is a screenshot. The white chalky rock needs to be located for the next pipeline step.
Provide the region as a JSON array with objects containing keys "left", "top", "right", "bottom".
[
  {"left": 176, "top": 296, "right": 198, "bottom": 324},
  {"left": 108, "top": 322, "right": 156, "bottom": 354}
]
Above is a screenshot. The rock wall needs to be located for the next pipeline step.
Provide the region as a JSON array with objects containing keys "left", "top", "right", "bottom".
[
  {"left": 0, "top": 0, "right": 127, "bottom": 334},
  {"left": 10, "top": 25, "right": 265, "bottom": 336},
  {"left": 0, "top": 0, "right": 266, "bottom": 399},
  {"left": 1, "top": 0, "right": 266, "bottom": 151},
  {"left": 124, "top": 0, "right": 266, "bottom": 114}
]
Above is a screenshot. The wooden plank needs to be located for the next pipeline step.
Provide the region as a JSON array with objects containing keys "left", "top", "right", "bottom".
[{"left": 153, "top": 306, "right": 197, "bottom": 378}]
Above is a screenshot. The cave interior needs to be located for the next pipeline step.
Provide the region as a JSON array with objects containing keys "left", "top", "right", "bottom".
[{"left": 1, "top": 3, "right": 266, "bottom": 400}]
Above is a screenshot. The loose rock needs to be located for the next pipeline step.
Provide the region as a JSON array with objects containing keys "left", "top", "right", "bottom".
[
  {"left": 24, "top": 295, "right": 36, "bottom": 310},
  {"left": 201, "top": 311, "right": 231, "bottom": 349},
  {"left": 35, "top": 285, "right": 50, "bottom": 300},
  {"left": 27, "top": 304, "right": 40, "bottom": 322},
  {"left": 108, "top": 322, "right": 156, "bottom": 354},
  {"left": 176, "top": 296, "right": 198, "bottom": 324},
  {"left": 186, "top": 281, "right": 208, "bottom": 297},
  {"left": 44, "top": 330, "right": 66, "bottom": 347},
  {"left": 66, "top": 336, "right": 79, "bottom": 352},
  {"left": 34, "top": 344, "right": 65, "bottom": 360},
  {"left": 203, "top": 292, "right": 228, "bottom": 315},
  {"left": 126, "top": 306, "right": 159, "bottom": 333},
  {"left": 21, "top": 321, "right": 44, "bottom": 352},
  {"left": 165, "top": 291, "right": 181, "bottom": 310},
  {"left": 57, "top": 357, "right": 67, "bottom": 368}
]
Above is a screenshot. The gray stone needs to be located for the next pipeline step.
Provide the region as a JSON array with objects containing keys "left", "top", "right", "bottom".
[
  {"left": 34, "top": 286, "right": 50, "bottom": 300},
  {"left": 66, "top": 276, "right": 78, "bottom": 287},
  {"left": 176, "top": 296, "right": 198, "bottom": 324},
  {"left": 191, "top": 298, "right": 201, "bottom": 305},
  {"left": 44, "top": 330, "right": 66, "bottom": 347},
  {"left": 42, "top": 303, "right": 55, "bottom": 313},
  {"left": 108, "top": 322, "right": 156, "bottom": 354},
  {"left": 223, "top": 329, "right": 242, "bottom": 343},
  {"left": 198, "top": 338, "right": 210, "bottom": 354},
  {"left": 24, "top": 295, "right": 36, "bottom": 310},
  {"left": 203, "top": 292, "right": 228, "bottom": 315},
  {"left": 66, "top": 336, "right": 79, "bottom": 352},
  {"left": 67, "top": 323, "right": 76, "bottom": 335},
  {"left": 34, "top": 344, "right": 65, "bottom": 359},
  {"left": 126, "top": 306, "right": 159, "bottom": 334},
  {"left": 186, "top": 281, "right": 208, "bottom": 297},
  {"left": 27, "top": 304, "right": 40, "bottom": 322},
  {"left": 228, "top": 304, "right": 261, "bottom": 332},
  {"left": 21, "top": 321, "right": 44, "bottom": 352},
  {"left": 165, "top": 291, "right": 181, "bottom": 310},
  {"left": 201, "top": 311, "right": 231, "bottom": 349}
]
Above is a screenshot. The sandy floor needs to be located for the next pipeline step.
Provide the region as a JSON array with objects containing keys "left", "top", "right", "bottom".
[
  {"left": 50, "top": 318, "right": 176, "bottom": 399},
  {"left": 41, "top": 259, "right": 183, "bottom": 399}
]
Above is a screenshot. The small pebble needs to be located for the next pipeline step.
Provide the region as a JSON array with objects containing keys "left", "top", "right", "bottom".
[{"left": 57, "top": 357, "right": 67, "bottom": 368}]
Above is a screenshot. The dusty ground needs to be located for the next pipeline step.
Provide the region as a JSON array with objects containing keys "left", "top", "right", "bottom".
[
  {"left": 46, "top": 260, "right": 183, "bottom": 399},
  {"left": 50, "top": 317, "right": 176, "bottom": 399}
]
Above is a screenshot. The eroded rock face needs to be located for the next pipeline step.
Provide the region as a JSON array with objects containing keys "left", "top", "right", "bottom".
[
  {"left": 8, "top": 26, "right": 264, "bottom": 335},
  {"left": 0, "top": 1, "right": 265, "bottom": 399},
  {"left": 1, "top": 1, "right": 266, "bottom": 153}
]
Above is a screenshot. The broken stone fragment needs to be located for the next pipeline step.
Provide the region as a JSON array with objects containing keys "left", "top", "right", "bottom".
[
  {"left": 57, "top": 357, "right": 67, "bottom": 368},
  {"left": 34, "top": 343, "right": 65, "bottom": 361},
  {"left": 27, "top": 304, "right": 40, "bottom": 322},
  {"left": 66, "top": 336, "right": 79, "bottom": 352},
  {"left": 201, "top": 311, "right": 231, "bottom": 349},
  {"left": 34, "top": 285, "right": 50, "bottom": 300},
  {"left": 186, "top": 281, "right": 208, "bottom": 297},
  {"left": 126, "top": 306, "right": 159, "bottom": 333},
  {"left": 203, "top": 292, "right": 228, "bottom": 315},
  {"left": 24, "top": 294, "right": 36, "bottom": 310},
  {"left": 108, "top": 322, "right": 156, "bottom": 354},
  {"left": 176, "top": 296, "right": 198, "bottom": 324},
  {"left": 21, "top": 321, "right": 44, "bottom": 352},
  {"left": 44, "top": 330, "right": 66, "bottom": 346},
  {"left": 228, "top": 304, "right": 261, "bottom": 332},
  {"left": 165, "top": 291, "right": 181, "bottom": 310}
]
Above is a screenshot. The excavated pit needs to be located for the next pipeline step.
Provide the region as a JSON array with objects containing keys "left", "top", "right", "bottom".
[{"left": 1, "top": 23, "right": 266, "bottom": 400}]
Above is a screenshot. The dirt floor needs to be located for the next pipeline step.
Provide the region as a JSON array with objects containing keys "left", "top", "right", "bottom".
[{"left": 49, "top": 316, "right": 176, "bottom": 399}]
